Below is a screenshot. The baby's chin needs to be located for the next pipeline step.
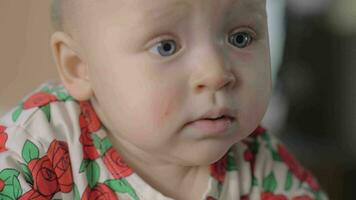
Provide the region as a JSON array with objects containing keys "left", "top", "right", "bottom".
[
  {"left": 177, "top": 130, "right": 251, "bottom": 166},
  {"left": 172, "top": 141, "right": 236, "bottom": 167}
]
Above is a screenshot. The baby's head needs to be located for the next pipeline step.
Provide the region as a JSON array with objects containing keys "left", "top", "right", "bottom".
[{"left": 49, "top": 0, "right": 271, "bottom": 165}]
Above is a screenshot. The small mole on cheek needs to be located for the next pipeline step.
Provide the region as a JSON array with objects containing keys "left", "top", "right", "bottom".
[
  {"left": 162, "top": 100, "right": 172, "bottom": 119},
  {"left": 159, "top": 99, "right": 176, "bottom": 124}
]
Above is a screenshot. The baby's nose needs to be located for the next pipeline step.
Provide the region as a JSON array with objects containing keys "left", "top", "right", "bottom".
[{"left": 190, "top": 45, "right": 236, "bottom": 92}]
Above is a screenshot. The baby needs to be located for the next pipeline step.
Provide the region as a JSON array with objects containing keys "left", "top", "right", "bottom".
[{"left": 0, "top": 0, "right": 329, "bottom": 199}]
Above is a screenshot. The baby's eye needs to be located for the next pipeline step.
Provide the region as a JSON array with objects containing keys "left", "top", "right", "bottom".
[
  {"left": 149, "top": 39, "right": 179, "bottom": 57},
  {"left": 228, "top": 31, "right": 254, "bottom": 49}
]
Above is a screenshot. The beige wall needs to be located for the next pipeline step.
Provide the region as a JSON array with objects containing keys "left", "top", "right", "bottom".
[{"left": 0, "top": 1, "right": 59, "bottom": 115}]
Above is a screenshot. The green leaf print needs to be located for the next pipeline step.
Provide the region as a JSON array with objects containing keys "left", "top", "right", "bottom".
[
  {"left": 86, "top": 160, "right": 100, "bottom": 188},
  {"left": 79, "top": 159, "right": 90, "bottom": 173},
  {"left": 100, "top": 137, "right": 112, "bottom": 154},
  {"left": 91, "top": 134, "right": 102, "bottom": 153},
  {"left": 0, "top": 193, "right": 12, "bottom": 200},
  {"left": 52, "top": 85, "right": 61, "bottom": 91},
  {"left": 226, "top": 154, "right": 238, "bottom": 171},
  {"left": 0, "top": 186, "right": 15, "bottom": 199},
  {"left": 105, "top": 179, "right": 139, "bottom": 200},
  {"left": 11, "top": 104, "right": 23, "bottom": 123},
  {"left": 91, "top": 135, "right": 113, "bottom": 156},
  {"left": 252, "top": 176, "right": 258, "bottom": 187},
  {"left": 40, "top": 104, "right": 51, "bottom": 123},
  {"left": 0, "top": 169, "right": 22, "bottom": 199},
  {"left": 56, "top": 91, "right": 73, "bottom": 101},
  {"left": 19, "top": 162, "right": 33, "bottom": 185},
  {"left": 72, "top": 183, "right": 80, "bottom": 200},
  {"left": 40, "top": 85, "right": 51, "bottom": 93},
  {"left": 261, "top": 132, "right": 282, "bottom": 162},
  {"left": 65, "top": 96, "right": 75, "bottom": 101},
  {"left": 0, "top": 169, "right": 20, "bottom": 183},
  {"left": 284, "top": 170, "right": 293, "bottom": 191},
  {"left": 261, "top": 131, "right": 270, "bottom": 142},
  {"left": 272, "top": 150, "right": 282, "bottom": 162},
  {"left": 12, "top": 176, "right": 22, "bottom": 199},
  {"left": 22, "top": 140, "right": 40, "bottom": 163},
  {"left": 263, "top": 172, "right": 277, "bottom": 193},
  {"left": 250, "top": 140, "right": 259, "bottom": 154}
]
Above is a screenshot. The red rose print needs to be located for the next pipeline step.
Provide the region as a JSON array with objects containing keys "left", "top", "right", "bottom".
[
  {"left": 79, "top": 113, "right": 100, "bottom": 160},
  {"left": 23, "top": 92, "right": 58, "bottom": 109},
  {"left": 47, "top": 140, "right": 74, "bottom": 192},
  {"left": 244, "top": 149, "right": 254, "bottom": 162},
  {"left": 240, "top": 195, "right": 249, "bottom": 200},
  {"left": 277, "top": 144, "right": 305, "bottom": 180},
  {"left": 0, "top": 179, "right": 4, "bottom": 192},
  {"left": 0, "top": 125, "right": 5, "bottom": 133},
  {"left": 79, "top": 101, "right": 101, "bottom": 132},
  {"left": 292, "top": 195, "right": 313, "bottom": 200},
  {"left": 206, "top": 196, "right": 217, "bottom": 200},
  {"left": 249, "top": 125, "right": 266, "bottom": 137},
  {"left": 243, "top": 148, "right": 256, "bottom": 176},
  {"left": 209, "top": 153, "right": 227, "bottom": 183},
  {"left": 261, "top": 192, "right": 287, "bottom": 200},
  {"left": 81, "top": 183, "right": 118, "bottom": 200},
  {"left": 0, "top": 125, "right": 8, "bottom": 153},
  {"left": 103, "top": 147, "right": 133, "bottom": 179},
  {"left": 19, "top": 189, "right": 53, "bottom": 200},
  {"left": 28, "top": 156, "right": 60, "bottom": 197},
  {"left": 303, "top": 170, "right": 321, "bottom": 191},
  {"left": 277, "top": 144, "right": 320, "bottom": 191}
]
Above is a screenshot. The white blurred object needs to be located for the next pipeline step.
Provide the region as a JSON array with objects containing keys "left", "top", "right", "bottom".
[
  {"left": 267, "top": 0, "right": 287, "bottom": 87},
  {"left": 262, "top": 0, "right": 288, "bottom": 135},
  {"left": 262, "top": 85, "right": 289, "bottom": 135}
]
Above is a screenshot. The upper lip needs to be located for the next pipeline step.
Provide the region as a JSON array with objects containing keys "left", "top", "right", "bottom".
[{"left": 192, "top": 107, "right": 236, "bottom": 122}]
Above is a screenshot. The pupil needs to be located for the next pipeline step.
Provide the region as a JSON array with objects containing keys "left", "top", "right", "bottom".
[
  {"left": 163, "top": 43, "right": 172, "bottom": 52},
  {"left": 236, "top": 34, "right": 245, "bottom": 44}
]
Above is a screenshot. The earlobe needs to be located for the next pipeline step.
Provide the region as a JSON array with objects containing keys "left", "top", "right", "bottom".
[{"left": 50, "top": 31, "right": 93, "bottom": 101}]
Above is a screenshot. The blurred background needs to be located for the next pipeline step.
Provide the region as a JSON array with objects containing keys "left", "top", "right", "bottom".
[{"left": 0, "top": 1, "right": 355, "bottom": 199}]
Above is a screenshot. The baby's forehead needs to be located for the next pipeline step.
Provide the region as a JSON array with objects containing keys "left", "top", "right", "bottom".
[
  {"left": 123, "top": 0, "right": 265, "bottom": 11},
  {"left": 81, "top": 0, "right": 265, "bottom": 15},
  {"left": 97, "top": 0, "right": 265, "bottom": 25},
  {"left": 67, "top": 0, "right": 266, "bottom": 38}
]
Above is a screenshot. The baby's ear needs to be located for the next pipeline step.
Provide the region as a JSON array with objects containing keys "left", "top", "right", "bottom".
[{"left": 50, "top": 31, "right": 93, "bottom": 101}]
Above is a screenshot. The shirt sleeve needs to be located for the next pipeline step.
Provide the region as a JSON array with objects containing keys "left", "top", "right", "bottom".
[
  {"left": 243, "top": 127, "right": 329, "bottom": 200},
  {"left": 0, "top": 124, "right": 69, "bottom": 200},
  {"left": 0, "top": 125, "right": 39, "bottom": 200}
]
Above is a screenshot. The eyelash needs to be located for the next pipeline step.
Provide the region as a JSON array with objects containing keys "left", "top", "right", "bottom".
[{"left": 148, "top": 27, "right": 257, "bottom": 58}]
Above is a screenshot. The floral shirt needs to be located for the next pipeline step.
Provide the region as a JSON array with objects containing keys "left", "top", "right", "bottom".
[{"left": 0, "top": 80, "right": 329, "bottom": 200}]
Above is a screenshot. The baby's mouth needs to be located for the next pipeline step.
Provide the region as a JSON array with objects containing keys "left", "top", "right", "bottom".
[
  {"left": 187, "top": 116, "right": 235, "bottom": 135},
  {"left": 202, "top": 116, "right": 234, "bottom": 121}
]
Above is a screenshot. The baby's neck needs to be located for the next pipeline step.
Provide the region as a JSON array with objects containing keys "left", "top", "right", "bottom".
[{"left": 106, "top": 132, "right": 210, "bottom": 200}]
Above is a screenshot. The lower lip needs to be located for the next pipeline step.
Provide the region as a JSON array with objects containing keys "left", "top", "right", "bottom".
[{"left": 188, "top": 117, "right": 233, "bottom": 134}]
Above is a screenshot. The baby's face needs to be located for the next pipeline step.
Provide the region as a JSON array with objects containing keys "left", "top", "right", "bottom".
[{"left": 77, "top": 0, "right": 271, "bottom": 165}]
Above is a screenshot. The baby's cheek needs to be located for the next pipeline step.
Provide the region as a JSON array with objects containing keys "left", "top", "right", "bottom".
[
  {"left": 159, "top": 97, "right": 180, "bottom": 127},
  {"left": 229, "top": 51, "right": 252, "bottom": 63},
  {"left": 148, "top": 93, "right": 177, "bottom": 129},
  {"left": 161, "top": 100, "right": 174, "bottom": 122}
]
